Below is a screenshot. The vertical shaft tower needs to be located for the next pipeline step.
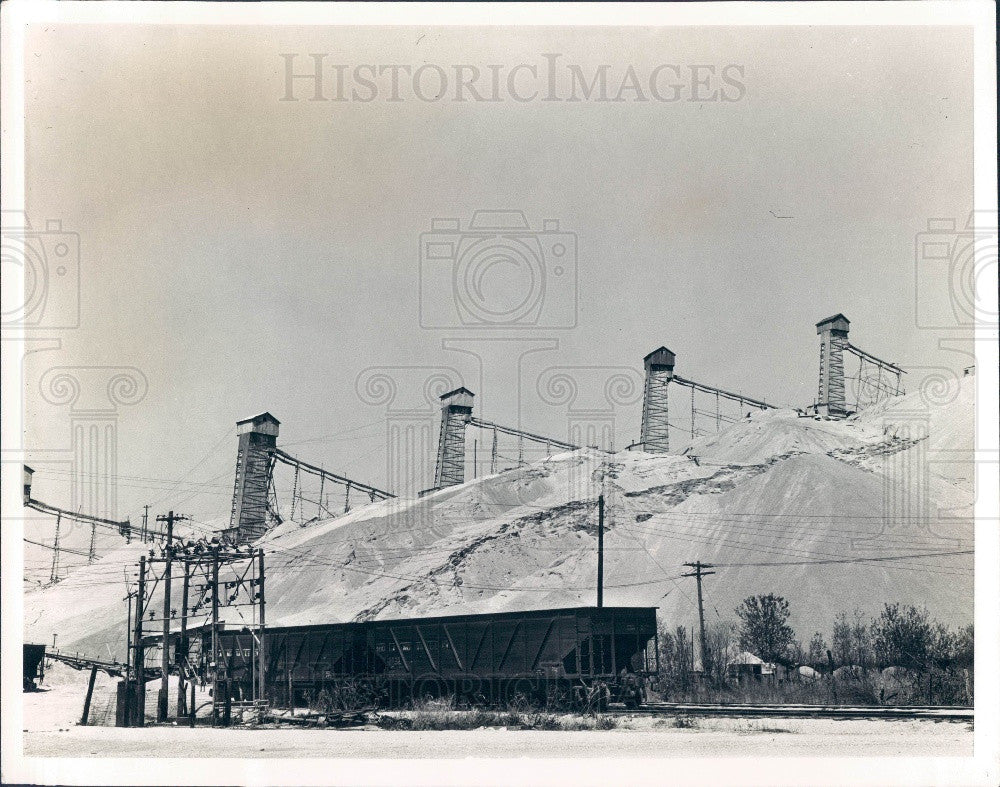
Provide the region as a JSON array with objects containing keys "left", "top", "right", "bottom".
[
  {"left": 229, "top": 412, "right": 280, "bottom": 543},
  {"left": 816, "top": 314, "right": 850, "bottom": 417},
  {"left": 640, "top": 347, "right": 675, "bottom": 453},
  {"left": 433, "top": 388, "right": 474, "bottom": 489}
]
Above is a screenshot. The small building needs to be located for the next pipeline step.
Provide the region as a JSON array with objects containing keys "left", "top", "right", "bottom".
[
  {"left": 725, "top": 651, "right": 787, "bottom": 683},
  {"left": 23, "top": 643, "right": 46, "bottom": 690},
  {"left": 726, "top": 651, "right": 765, "bottom": 680}
]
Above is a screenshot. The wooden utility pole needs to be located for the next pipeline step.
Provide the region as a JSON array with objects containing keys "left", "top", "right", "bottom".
[
  {"left": 133, "top": 555, "right": 147, "bottom": 726},
  {"left": 80, "top": 665, "right": 98, "bottom": 725},
  {"left": 597, "top": 494, "right": 604, "bottom": 607},
  {"left": 156, "top": 511, "right": 188, "bottom": 721},
  {"left": 49, "top": 512, "right": 62, "bottom": 583},
  {"left": 211, "top": 550, "right": 220, "bottom": 726},
  {"left": 141, "top": 505, "right": 149, "bottom": 543},
  {"left": 318, "top": 471, "right": 325, "bottom": 518},
  {"left": 125, "top": 590, "right": 133, "bottom": 679},
  {"left": 177, "top": 560, "right": 190, "bottom": 717},
  {"left": 682, "top": 561, "right": 716, "bottom": 677},
  {"left": 257, "top": 548, "right": 266, "bottom": 706}
]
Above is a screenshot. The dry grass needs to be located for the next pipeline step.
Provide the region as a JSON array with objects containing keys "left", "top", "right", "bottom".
[
  {"left": 732, "top": 720, "right": 796, "bottom": 734},
  {"left": 387, "top": 706, "right": 621, "bottom": 732}
]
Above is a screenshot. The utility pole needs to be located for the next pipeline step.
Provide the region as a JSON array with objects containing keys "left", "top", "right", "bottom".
[
  {"left": 141, "top": 505, "right": 149, "bottom": 543},
  {"left": 257, "top": 547, "right": 266, "bottom": 707},
  {"left": 155, "top": 511, "right": 188, "bottom": 721},
  {"left": 49, "top": 512, "right": 62, "bottom": 584},
  {"left": 125, "top": 590, "right": 133, "bottom": 678},
  {"left": 211, "top": 549, "right": 220, "bottom": 726},
  {"left": 133, "top": 555, "right": 147, "bottom": 726},
  {"left": 318, "top": 470, "right": 325, "bottom": 518},
  {"left": 177, "top": 560, "right": 190, "bottom": 717},
  {"left": 682, "top": 561, "right": 716, "bottom": 678},
  {"left": 88, "top": 522, "right": 97, "bottom": 563},
  {"left": 597, "top": 494, "right": 604, "bottom": 607}
]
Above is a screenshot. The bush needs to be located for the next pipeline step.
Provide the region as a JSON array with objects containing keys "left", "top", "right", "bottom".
[{"left": 394, "top": 708, "right": 620, "bottom": 732}]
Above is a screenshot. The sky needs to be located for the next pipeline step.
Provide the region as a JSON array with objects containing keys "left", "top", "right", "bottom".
[{"left": 18, "top": 23, "right": 974, "bottom": 539}]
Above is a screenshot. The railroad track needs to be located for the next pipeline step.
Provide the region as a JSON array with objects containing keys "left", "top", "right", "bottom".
[{"left": 620, "top": 702, "right": 973, "bottom": 721}]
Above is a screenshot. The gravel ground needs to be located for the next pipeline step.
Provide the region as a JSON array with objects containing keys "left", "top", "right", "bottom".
[{"left": 21, "top": 716, "right": 972, "bottom": 759}]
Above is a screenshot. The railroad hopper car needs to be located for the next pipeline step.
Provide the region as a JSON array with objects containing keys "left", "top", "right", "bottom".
[{"left": 207, "top": 606, "right": 658, "bottom": 710}]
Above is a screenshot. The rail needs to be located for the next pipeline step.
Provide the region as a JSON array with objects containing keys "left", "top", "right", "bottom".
[{"left": 625, "top": 702, "right": 971, "bottom": 721}]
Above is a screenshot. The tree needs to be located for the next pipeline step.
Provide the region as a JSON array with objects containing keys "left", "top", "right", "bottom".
[
  {"left": 851, "top": 609, "right": 872, "bottom": 669},
  {"left": 706, "top": 620, "right": 736, "bottom": 679},
  {"left": 953, "top": 624, "right": 974, "bottom": 670},
  {"left": 871, "top": 603, "right": 932, "bottom": 670},
  {"left": 832, "top": 612, "right": 852, "bottom": 666},
  {"left": 807, "top": 631, "right": 828, "bottom": 670},
  {"left": 657, "top": 624, "right": 695, "bottom": 694},
  {"left": 928, "top": 621, "right": 956, "bottom": 669},
  {"left": 831, "top": 608, "right": 873, "bottom": 668},
  {"left": 734, "top": 594, "right": 795, "bottom": 664}
]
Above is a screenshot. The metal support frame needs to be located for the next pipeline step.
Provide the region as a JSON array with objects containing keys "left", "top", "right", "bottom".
[
  {"left": 229, "top": 435, "right": 276, "bottom": 543},
  {"left": 434, "top": 407, "right": 472, "bottom": 487},
  {"left": 272, "top": 449, "right": 393, "bottom": 502},
  {"left": 845, "top": 342, "right": 906, "bottom": 409},
  {"left": 672, "top": 375, "right": 772, "bottom": 442},
  {"left": 671, "top": 376, "right": 772, "bottom": 412},
  {"left": 640, "top": 367, "right": 672, "bottom": 453},
  {"left": 134, "top": 540, "right": 265, "bottom": 726},
  {"left": 468, "top": 417, "right": 578, "bottom": 452},
  {"left": 25, "top": 497, "right": 132, "bottom": 551}
]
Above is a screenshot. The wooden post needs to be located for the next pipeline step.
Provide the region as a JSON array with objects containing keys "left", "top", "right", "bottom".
[
  {"left": 158, "top": 512, "right": 175, "bottom": 722},
  {"left": 211, "top": 551, "right": 220, "bottom": 726},
  {"left": 189, "top": 680, "right": 196, "bottom": 727},
  {"left": 257, "top": 548, "right": 266, "bottom": 707},
  {"left": 682, "top": 561, "right": 716, "bottom": 679},
  {"left": 80, "top": 665, "right": 98, "bottom": 725},
  {"left": 223, "top": 680, "right": 232, "bottom": 727},
  {"left": 596, "top": 494, "right": 604, "bottom": 608},
  {"left": 133, "top": 555, "right": 147, "bottom": 727},
  {"left": 177, "top": 560, "right": 190, "bottom": 717}
]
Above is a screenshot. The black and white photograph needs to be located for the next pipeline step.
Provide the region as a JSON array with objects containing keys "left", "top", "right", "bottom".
[{"left": 1, "top": 2, "right": 997, "bottom": 785}]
